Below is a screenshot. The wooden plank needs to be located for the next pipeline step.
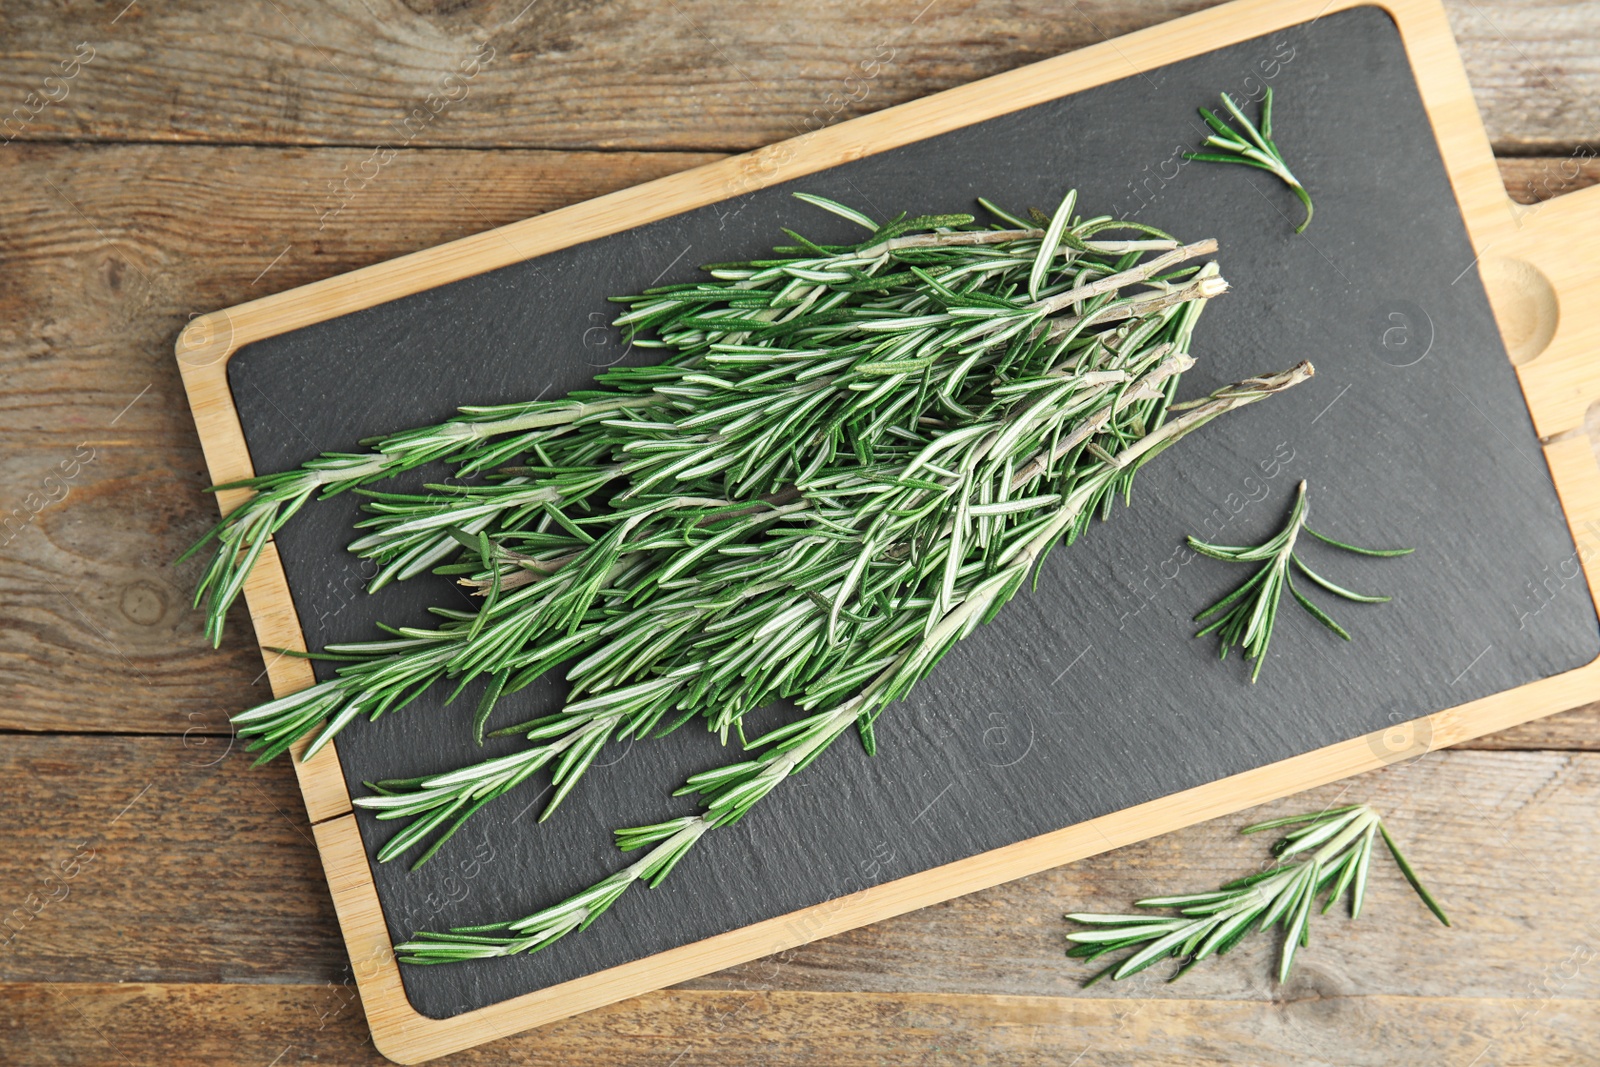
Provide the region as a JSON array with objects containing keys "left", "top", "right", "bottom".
[
  {"left": 1503, "top": 155, "right": 1600, "bottom": 205},
  {"left": 0, "top": 145, "right": 1595, "bottom": 741},
  {"left": 5, "top": 984, "right": 1596, "bottom": 1066},
  {"left": 0, "top": 735, "right": 345, "bottom": 983},
  {"left": 4, "top": 749, "right": 1598, "bottom": 1062},
  {"left": 5, "top": 735, "right": 1597, "bottom": 1000},
  {"left": 0, "top": 1, "right": 1593, "bottom": 153}
]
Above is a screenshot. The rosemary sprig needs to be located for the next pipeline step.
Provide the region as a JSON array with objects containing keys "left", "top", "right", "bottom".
[
  {"left": 1065, "top": 803, "right": 1449, "bottom": 985},
  {"left": 390, "top": 363, "right": 1313, "bottom": 962},
  {"left": 1190, "top": 480, "right": 1412, "bottom": 681},
  {"left": 1184, "top": 87, "right": 1314, "bottom": 234}
]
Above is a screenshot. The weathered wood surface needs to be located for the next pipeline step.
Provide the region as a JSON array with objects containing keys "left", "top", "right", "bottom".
[
  {"left": 0, "top": 145, "right": 1595, "bottom": 742},
  {"left": 4, "top": 741, "right": 1597, "bottom": 1063},
  {"left": 0, "top": 1, "right": 1595, "bottom": 153},
  {"left": 2, "top": 2, "right": 1598, "bottom": 1058},
  {"left": 6, "top": 985, "right": 1596, "bottom": 1066}
]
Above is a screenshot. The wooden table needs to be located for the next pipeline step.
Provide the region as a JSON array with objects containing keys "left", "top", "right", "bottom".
[{"left": 2, "top": 2, "right": 1597, "bottom": 1063}]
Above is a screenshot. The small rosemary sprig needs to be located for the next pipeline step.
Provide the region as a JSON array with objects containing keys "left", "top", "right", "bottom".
[
  {"left": 1065, "top": 803, "right": 1449, "bottom": 985},
  {"left": 1190, "top": 480, "right": 1412, "bottom": 681},
  {"left": 1184, "top": 87, "right": 1313, "bottom": 233}
]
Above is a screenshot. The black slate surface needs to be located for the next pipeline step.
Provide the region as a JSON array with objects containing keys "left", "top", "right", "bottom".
[{"left": 227, "top": 6, "right": 1599, "bottom": 1019}]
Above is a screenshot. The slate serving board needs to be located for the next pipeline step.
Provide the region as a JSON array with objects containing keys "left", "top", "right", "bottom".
[{"left": 226, "top": 6, "right": 1598, "bottom": 1021}]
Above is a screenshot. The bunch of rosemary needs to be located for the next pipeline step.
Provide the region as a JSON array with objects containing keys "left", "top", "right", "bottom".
[
  {"left": 196, "top": 190, "right": 1312, "bottom": 962},
  {"left": 224, "top": 193, "right": 1228, "bottom": 762}
]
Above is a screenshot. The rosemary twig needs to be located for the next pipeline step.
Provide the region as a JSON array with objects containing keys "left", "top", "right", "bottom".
[
  {"left": 1184, "top": 87, "right": 1314, "bottom": 234},
  {"left": 1065, "top": 803, "right": 1449, "bottom": 985},
  {"left": 1190, "top": 480, "right": 1412, "bottom": 681}
]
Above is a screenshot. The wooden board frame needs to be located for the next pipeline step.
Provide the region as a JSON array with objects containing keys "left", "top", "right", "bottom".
[{"left": 173, "top": 0, "right": 1600, "bottom": 1060}]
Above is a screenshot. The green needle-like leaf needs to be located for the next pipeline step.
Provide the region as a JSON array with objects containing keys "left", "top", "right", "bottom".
[{"left": 1378, "top": 823, "right": 1452, "bottom": 927}]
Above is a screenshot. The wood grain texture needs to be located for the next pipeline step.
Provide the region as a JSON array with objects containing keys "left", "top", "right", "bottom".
[
  {"left": 6, "top": 985, "right": 1597, "bottom": 1066},
  {"left": 0, "top": 0, "right": 1593, "bottom": 153},
  {"left": 0, "top": 735, "right": 339, "bottom": 984},
  {"left": 0, "top": 144, "right": 1595, "bottom": 743},
  {"left": 4, "top": 748, "right": 1597, "bottom": 1063}
]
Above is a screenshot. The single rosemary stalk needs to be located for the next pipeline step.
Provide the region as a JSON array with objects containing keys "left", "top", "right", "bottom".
[
  {"left": 1065, "top": 803, "right": 1448, "bottom": 984},
  {"left": 1184, "top": 87, "right": 1313, "bottom": 234}
]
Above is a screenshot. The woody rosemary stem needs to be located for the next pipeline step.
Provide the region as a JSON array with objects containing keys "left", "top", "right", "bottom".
[{"left": 394, "top": 361, "right": 1313, "bottom": 965}]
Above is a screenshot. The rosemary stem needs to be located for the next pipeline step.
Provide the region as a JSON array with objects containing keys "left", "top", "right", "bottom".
[
  {"left": 311, "top": 458, "right": 391, "bottom": 487},
  {"left": 864, "top": 229, "right": 1180, "bottom": 256},
  {"left": 1010, "top": 348, "right": 1193, "bottom": 490},
  {"left": 1045, "top": 274, "right": 1229, "bottom": 339},
  {"left": 441, "top": 396, "right": 658, "bottom": 442},
  {"left": 1030, "top": 239, "right": 1219, "bottom": 316}
]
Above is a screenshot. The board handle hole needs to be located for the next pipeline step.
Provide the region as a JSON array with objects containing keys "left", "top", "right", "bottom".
[{"left": 1481, "top": 256, "right": 1559, "bottom": 366}]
